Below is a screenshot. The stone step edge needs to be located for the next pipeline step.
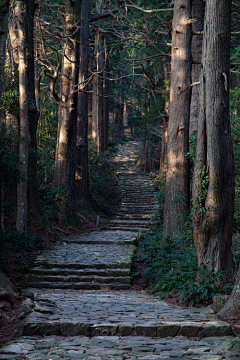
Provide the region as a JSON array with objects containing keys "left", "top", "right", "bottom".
[
  {"left": 26, "top": 282, "right": 131, "bottom": 290},
  {"left": 28, "top": 275, "right": 131, "bottom": 284},
  {"left": 108, "top": 227, "right": 149, "bottom": 232},
  {"left": 20, "top": 319, "right": 232, "bottom": 339},
  {"left": 31, "top": 267, "right": 131, "bottom": 276},
  {"left": 65, "top": 239, "right": 137, "bottom": 245},
  {"left": 33, "top": 261, "right": 132, "bottom": 269}
]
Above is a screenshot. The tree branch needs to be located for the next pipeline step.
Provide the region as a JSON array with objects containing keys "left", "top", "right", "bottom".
[
  {"left": 90, "top": 8, "right": 120, "bottom": 22},
  {"left": 125, "top": 2, "right": 173, "bottom": 13}
]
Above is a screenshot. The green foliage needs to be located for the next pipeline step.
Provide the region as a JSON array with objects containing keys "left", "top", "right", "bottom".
[
  {"left": 152, "top": 175, "right": 165, "bottom": 223},
  {"left": 188, "top": 131, "right": 197, "bottom": 166},
  {"left": 0, "top": 123, "right": 20, "bottom": 185},
  {"left": 2, "top": 68, "right": 20, "bottom": 120},
  {"left": 137, "top": 228, "right": 198, "bottom": 296},
  {"left": 230, "top": 87, "right": 240, "bottom": 228},
  {"left": 89, "top": 141, "right": 119, "bottom": 216},
  {"left": 136, "top": 227, "right": 233, "bottom": 306},
  {"left": 181, "top": 266, "right": 233, "bottom": 306},
  {"left": 0, "top": 0, "right": 9, "bottom": 15},
  {"left": 1, "top": 228, "right": 43, "bottom": 250},
  {"left": 0, "top": 123, "right": 21, "bottom": 224},
  {"left": 37, "top": 107, "right": 66, "bottom": 223},
  {"left": 192, "top": 165, "right": 212, "bottom": 218}
]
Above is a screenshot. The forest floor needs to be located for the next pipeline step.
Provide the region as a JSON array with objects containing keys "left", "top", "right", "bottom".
[{"left": 0, "top": 141, "right": 240, "bottom": 358}]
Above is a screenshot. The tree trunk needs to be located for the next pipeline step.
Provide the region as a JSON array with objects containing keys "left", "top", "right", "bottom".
[
  {"left": 192, "top": 0, "right": 234, "bottom": 274},
  {"left": 0, "top": 1, "right": 9, "bottom": 124},
  {"left": 25, "top": 0, "right": 43, "bottom": 225},
  {"left": 159, "top": 116, "right": 168, "bottom": 174},
  {"left": 217, "top": 264, "right": 240, "bottom": 319},
  {"left": 76, "top": 0, "right": 91, "bottom": 211},
  {"left": 15, "top": 0, "right": 29, "bottom": 232},
  {"left": 123, "top": 100, "right": 129, "bottom": 138},
  {"left": 92, "top": 53, "right": 98, "bottom": 143},
  {"left": 189, "top": 0, "right": 205, "bottom": 135},
  {"left": 115, "top": 79, "right": 123, "bottom": 139},
  {"left": 103, "top": 41, "right": 109, "bottom": 152},
  {"left": 54, "top": 0, "right": 82, "bottom": 223},
  {"left": 92, "top": 31, "right": 105, "bottom": 154},
  {"left": 163, "top": 0, "right": 192, "bottom": 236}
]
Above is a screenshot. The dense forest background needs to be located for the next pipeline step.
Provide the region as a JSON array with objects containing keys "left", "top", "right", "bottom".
[{"left": 1, "top": 0, "right": 240, "bottom": 319}]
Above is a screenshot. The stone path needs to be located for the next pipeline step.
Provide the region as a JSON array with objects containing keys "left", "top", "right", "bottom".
[{"left": 1, "top": 141, "right": 239, "bottom": 359}]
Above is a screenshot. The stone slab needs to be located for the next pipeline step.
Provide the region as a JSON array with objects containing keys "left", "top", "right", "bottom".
[
  {"left": 19, "top": 290, "right": 232, "bottom": 338},
  {"left": 0, "top": 335, "right": 237, "bottom": 359}
]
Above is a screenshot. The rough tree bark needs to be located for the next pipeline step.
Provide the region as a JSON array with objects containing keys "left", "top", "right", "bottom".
[
  {"left": 92, "top": 29, "right": 105, "bottom": 154},
  {"left": 54, "top": 0, "right": 82, "bottom": 223},
  {"left": 25, "top": 0, "right": 43, "bottom": 224},
  {"left": 163, "top": 0, "right": 192, "bottom": 236},
  {"left": 218, "top": 264, "right": 240, "bottom": 319},
  {"left": 103, "top": 40, "right": 109, "bottom": 152},
  {"left": 0, "top": 1, "right": 9, "bottom": 124},
  {"left": 189, "top": 0, "right": 205, "bottom": 135},
  {"left": 76, "top": 0, "right": 91, "bottom": 211},
  {"left": 14, "top": 0, "right": 29, "bottom": 232},
  {"left": 192, "top": 0, "right": 234, "bottom": 274}
]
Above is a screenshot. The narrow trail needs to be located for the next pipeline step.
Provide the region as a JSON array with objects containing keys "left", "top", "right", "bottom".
[{"left": 0, "top": 142, "right": 239, "bottom": 359}]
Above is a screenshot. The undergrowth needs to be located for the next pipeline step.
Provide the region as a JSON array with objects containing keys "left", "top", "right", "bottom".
[
  {"left": 135, "top": 172, "right": 234, "bottom": 307},
  {"left": 136, "top": 227, "right": 234, "bottom": 306}
]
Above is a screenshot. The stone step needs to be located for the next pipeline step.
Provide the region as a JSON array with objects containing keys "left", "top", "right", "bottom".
[
  {"left": 110, "top": 219, "right": 153, "bottom": 225},
  {"left": 119, "top": 208, "right": 155, "bottom": 214},
  {"left": 121, "top": 203, "right": 156, "bottom": 207},
  {"left": 121, "top": 202, "right": 156, "bottom": 206},
  {"left": 119, "top": 187, "right": 154, "bottom": 191},
  {"left": 27, "top": 281, "right": 131, "bottom": 290},
  {"left": 28, "top": 274, "right": 131, "bottom": 285},
  {"left": 34, "top": 260, "right": 132, "bottom": 270},
  {"left": 120, "top": 192, "right": 155, "bottom": 197},
  {"left": 108, "top": 226, "right": 149, "bottom": 232},
  {"left": 67, "top": 238, "right": 136, "bottom": 245},
  {"left": 116, "top": 214, "right": 153, "bottom": 220},
  {"left": 18, "top": 289, "right": 233, "bottom": 339},
  {"left": 31, "top": 267, "right": 130, "bottom": 277},
  {"left": 2, "top": 335, "right": 238, "bottom": 359},
  {"left": 121, "top": 195, "right": 155, "bottom": 200}
]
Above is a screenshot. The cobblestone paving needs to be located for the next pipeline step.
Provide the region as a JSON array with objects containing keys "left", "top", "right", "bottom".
[
  {"left": 20, "top": 290, "right": 231, "bottom": 338},
  {"left": 1, "top": 335, "right": 240, "bottom": 359},
  {"left": 1, "top": 142, "right": 239, "bottom": 359},
  {"left": 33, "top": 243, "right": 135, "bottom": 269}
]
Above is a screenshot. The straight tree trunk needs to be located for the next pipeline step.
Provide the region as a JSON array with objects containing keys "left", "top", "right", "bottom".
[
  {"left": 25, "top": 0, "right": 43, "bottom": 224},
  {"left": 159, "top": 116, "right": 168, "bottom": 174},
  {"left": 54, "top": 0, "right": 82, "bottom": 223},
  {"left": 92, "top": 51, "right": 98, "bottom": 143},
  {"left": 15, "top": 1, "right": 29, "bottom": 232},
  {"left": 160, "top": 60, "right": 170, "bottom": 175},
  {"left": 163, "top": 0, "right": 192, "bottom": 236},
  {"left": 0, "top": 1, "right": 9, "bottom": 124},
  {"left": 97, "top": 31, "right": 104, "bottom": 154},
  {"left": 92, "top": 31, "right": 105, "bottom": 154},
  {"left": 123, "top": 100, "right": 128, "bottom": 137},
  {"left": 103, "top": 41, "right": 109, "bottom": 152},
  {"left": 192, "top": 0, "right": 234, "bottom": 274},
  {"left": 115, "top": 78, "right": 123, "bottom": 139},
  {"left": 76, "top": 0, "right": 91, "bottom": 211},
  {"left": 189, "top": 0, "right": 205, "bottom": 135}
]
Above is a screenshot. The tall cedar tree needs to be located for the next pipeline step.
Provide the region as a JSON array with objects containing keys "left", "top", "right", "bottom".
[
  {"left": 192, "top": 0, "right": 234, "bottom": 274},
  {"left": 54, "top": 0, "right": 82, "bottom": 223},
  {"left": 163, "top": 0, "right": 192, "bottom": 236},
  {"left": 14, "top": 0, "right": 29, "bottom": 231}
]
